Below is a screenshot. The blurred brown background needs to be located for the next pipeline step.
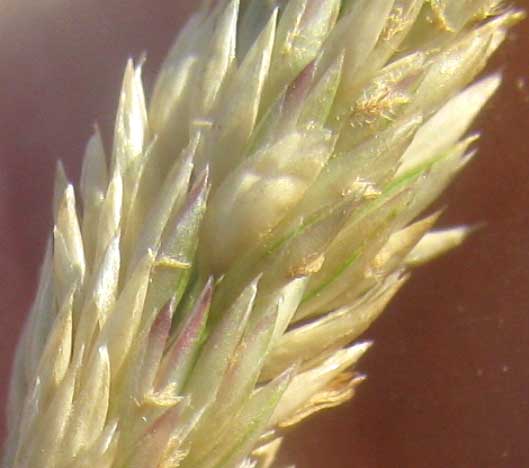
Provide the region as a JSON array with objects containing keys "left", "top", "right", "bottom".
[{"left": 0, "top": 1, "right": 528, "bottom": 467}]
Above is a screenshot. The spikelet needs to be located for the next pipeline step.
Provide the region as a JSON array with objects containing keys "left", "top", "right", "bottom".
[{"left": 4, "top": 1, "right": 524, "bottom": 467}]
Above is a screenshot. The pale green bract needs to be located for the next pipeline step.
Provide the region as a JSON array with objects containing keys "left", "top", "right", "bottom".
[{"left": 3, "top": 1, "right": 523, "bottom": 467}]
